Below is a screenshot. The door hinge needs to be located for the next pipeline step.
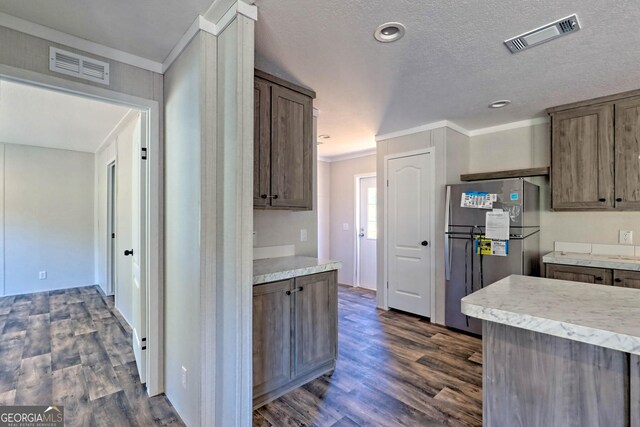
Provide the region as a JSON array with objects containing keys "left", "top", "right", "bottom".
[
  {"left": 141, "top": 337, "right": 147, "bottom": 351},
  {"left": 387, "top": 281, "right": 389, "bottom": 288},
  {"left": 111, "top": 233, "right": 115, "bottom": 238},
  {"left": 387, "top": 180, "right": 389, "bottom": 187},
  {"left": 141, "top": 147, "right": 147, "bottom": 160}
]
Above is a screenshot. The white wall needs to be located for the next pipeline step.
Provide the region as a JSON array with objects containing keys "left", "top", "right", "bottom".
[
  {"left": 1, "top": 143, "right": 94, "bottom": 296},
  {"left": 469, "top": 122, "right": 640, "bottom": 256},
  {"left": 376, "top": 126, "right": 469, "bottom": 324},
  {"left": 328, "top": 155, "right": 376, "bottom": 285},
  {"left": 317, "top": 160, "right": 331, "bottom": 259},
  {"left": 164, "top": 34, "right": 202, "bottom": 427},
  {"left": 95, "top": 112, "right": 138, "bottom": 325}
]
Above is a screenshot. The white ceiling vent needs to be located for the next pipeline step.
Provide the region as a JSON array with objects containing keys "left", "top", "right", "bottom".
[
  {"left": 49, "top": 47, "right": 110, "bottom": 85},
  {"left": 504, "top": 14, "right": 581, "bottom": 53}
]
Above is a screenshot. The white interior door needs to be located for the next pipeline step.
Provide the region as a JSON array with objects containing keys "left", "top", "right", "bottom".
[
  {"left": 357, "top": 176, "right": 377, "bottom": 290},
  {"left": 387, "top": 153, "right": 432, "bottom": 317},
  {"left": 131, "top": 113, "right": 147, "bottom": 383}
]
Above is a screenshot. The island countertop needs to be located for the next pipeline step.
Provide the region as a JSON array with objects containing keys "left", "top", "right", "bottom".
[
  {"left": 253, "top": 256, "right": 342, "bottom": 285},
  {"left": 461, "top": 274, "right": 640, "bottom": 355}
]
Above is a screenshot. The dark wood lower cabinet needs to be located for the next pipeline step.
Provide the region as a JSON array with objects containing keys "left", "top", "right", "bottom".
[
  {"left": 613, "top": 269, "right": 640, "bottom": 289},
  {"left": 253, "top": 271, "right": 338, "bottom": 408},
  {"left": 545, "top": 263, "right": 612, "bottom": 285},
  {"left": 484, "top": 321, "right": 629, "bottom": 427}
]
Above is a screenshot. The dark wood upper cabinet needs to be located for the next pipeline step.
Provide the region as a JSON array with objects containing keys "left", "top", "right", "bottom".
[
  {"left": 615, "top": 97, "right": 640, "bottom": 210},
  {"left": 254, "top": 78, "right": 271, "bottom": 207},
  {"left": 548, "top": 89, "right": 640, "bottom": 211},
  {"left": 254, "top": 70, "right": 315, "bottom": 211},
  {"left": 551, "top": 105, "right": 614, "bottom": 210}
]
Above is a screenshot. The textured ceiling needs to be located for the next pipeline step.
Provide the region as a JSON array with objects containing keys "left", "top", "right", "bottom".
[
  {"left": 255, "top": 0, "right": 640, "bottom": 158},
  {"left": 0, "top": 80, "right": 132, "bottom": 153},
  {"left": 0, "top": 0, "right": 214, "bottom": 62}
]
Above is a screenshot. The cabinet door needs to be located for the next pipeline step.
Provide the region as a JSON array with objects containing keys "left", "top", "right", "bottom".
[
  {"left": 551, "top": 105, "right": 614, "bottom": 210},
  {"left": 613, "top": 269, "right": 640, "bottom": 289},
  {"left": 615, "top": 97, "right": 640, "bottom": 210},
  {"left": 293, "top": 271, "right": 337, "bottom": 377},
  {"left": 253, "top": 279, "right": 292, "bottom": 397},
  {"left": 270, "top": 84, "right": 313, "bottom": 210},
  {"left": 545, "top": 263, "right": 612, "bottom": 286},
  {"left": 254, "top": 78, "right": 271, "bottom": 207}
]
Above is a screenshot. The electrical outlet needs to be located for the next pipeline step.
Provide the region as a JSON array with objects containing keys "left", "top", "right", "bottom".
[
  {"left": 39, "top": 271, "right": 47, "bottom": 280},
  {"left": 619, "top": 230, "right": 633, "bottom": 245},
  {"left": 342, "top": 223, "right": 349, "bottom": 231},
  {"left": 300, "top": 229, "right": 308, "bottom": 242},
  {"left": 181, "top": 366, "right": 187, "bottom": 389}
]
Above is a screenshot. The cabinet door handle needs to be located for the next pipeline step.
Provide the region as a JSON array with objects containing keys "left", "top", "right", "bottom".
[
  {"left": 272, "top": 194, "right": 279, "bottom": 199},
  {"left": 264, "top": 195, "right": 279, "bottom": 199},
  {"left": 616, "top": 198, "right": 623, "bottom": 202},
  {"left": 286, "top": 286, "right": 304, "bottom": 295},
  {"left": 261, "top": 194, "right": 268, "bottom": 199},
  {"left": 598, "top": 198, "right": 606, "bottom": 202},
  {"left": 614, "top": 278, "right": 622, "bottom": 283},
  {"left": 595, "top": 276, "right": 603, "bottom": 281}
]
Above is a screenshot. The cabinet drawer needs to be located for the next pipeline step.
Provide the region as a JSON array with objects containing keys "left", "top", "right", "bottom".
[
  {"left": 545, "top": 264, "right": 612, "bottom": 286},
  {"left": 613, "top": 269, "right": 640, "bottom": 289}
]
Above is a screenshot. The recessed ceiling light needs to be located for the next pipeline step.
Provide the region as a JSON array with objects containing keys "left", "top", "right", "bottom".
[
  {"left": 318, "top": 134, "right": 330, "bottom": 139},
  {"left": 374, "top": 22, "right": 406, "bottom": 43},
  {"left": 489, "top": 100, "right": 511, "bottom": 109}
]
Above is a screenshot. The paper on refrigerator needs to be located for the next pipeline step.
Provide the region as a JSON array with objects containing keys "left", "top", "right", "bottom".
[{"left": 485, "top": 209, "right": 510, "bottom": 240}]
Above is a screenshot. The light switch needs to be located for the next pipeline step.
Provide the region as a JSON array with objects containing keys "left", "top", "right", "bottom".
[{"left": 300, "top": 229, "right": 308, "bottom": 242}]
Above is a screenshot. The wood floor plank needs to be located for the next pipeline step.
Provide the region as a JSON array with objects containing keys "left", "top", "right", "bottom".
[
  {"left": 94, "top": 317, "right": 135, "bottom": 367},
  {"left": 82, "top": 361, "right": 122, "bottom": 401},
  {"left": 89, "top": 390, "right": 139, "bottom": 427},
  {"left": 23, "top": 313, "right": 51, "bottom": 358},
  {"left": 0, "top": 331, "right": 26, "bottom": 393},
  {"left": 15, "top": 353, "right": 52, "bottom": 405},
  {"left": 50, "top": 319, "right": 82, "bottom": 371},
  {"left": 0, "top": 389, "right": 15, "bottom": 405},
  {"left": 52, "top": 364, "right": 91, "bottom": 427}
]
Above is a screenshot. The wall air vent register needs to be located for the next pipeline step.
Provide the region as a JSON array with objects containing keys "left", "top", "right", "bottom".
[{"left": 49, "top": 47, "right": 110, "bottom": 85}]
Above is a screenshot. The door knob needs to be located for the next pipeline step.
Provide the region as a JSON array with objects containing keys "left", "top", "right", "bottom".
[
  {"left": 359, "top": 233, "right": 365, "bottom": 237},
  {"left": 421, "top": 241, "right": 429, "bottom": 246},
  {"left": 124, "top": 249, "right": 134, "bottom": 256}
]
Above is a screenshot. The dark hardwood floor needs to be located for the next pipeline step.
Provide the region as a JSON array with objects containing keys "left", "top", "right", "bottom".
[
  {"left": 0, "top": 286, "right": 184, "bottom": 427},
  {"left": 254, "top": 285, "right": 483, "bottom": 427}
]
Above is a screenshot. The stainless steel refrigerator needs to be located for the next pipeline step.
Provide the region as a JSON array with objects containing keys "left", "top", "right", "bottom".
[{"left": 445, "top": 178, "right": 540, "bottom": 335}]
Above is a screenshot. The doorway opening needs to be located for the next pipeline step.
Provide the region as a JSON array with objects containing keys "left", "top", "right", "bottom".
[
  {"left": 0, "top": 69, "right": 162, "bottom": 395},
  {"left": 355, "top": 173, "right": 377, "bottom": 290}
]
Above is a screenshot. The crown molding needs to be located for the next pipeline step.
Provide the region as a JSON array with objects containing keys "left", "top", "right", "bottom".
[
  {"left": 0, "top": 12, "right": 163, "bottom": 74},
  {"left": 95, "top": 109, "right": 139, "bottom": 154},
  {"left": 468, "top": 116, "right": 549, "bottom": 136},
  {"left": 320, "top": 147, "right": 377, "bottom": 163},
  {"left": 375, "top": 120, "right": 471, "bottom": 142},
  {"left": 161, "top": 2, "right": 258, "bottom": 73}
]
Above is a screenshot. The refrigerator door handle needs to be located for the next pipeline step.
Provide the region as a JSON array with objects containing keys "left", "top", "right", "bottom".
[{"left": 445, "top": 186, "right": 452, "bottom": 281}]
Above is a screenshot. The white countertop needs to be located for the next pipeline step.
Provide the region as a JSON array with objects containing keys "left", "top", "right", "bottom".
[
  {"left": 543, "top": 251, "right": 640, "bottom": 271},
  {"left": 253, "top": 256, "right": 342, "bottom": 285},
  {"left": 461, "top": 275, "right": 640, "bottom": 355}
]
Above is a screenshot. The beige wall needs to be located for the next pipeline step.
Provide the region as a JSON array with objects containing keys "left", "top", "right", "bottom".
[
  {"left": 469, "top": 122, "right": 640, "bottom": 256},
  {"left": 318, "top": 160, "right": 331, "bottom": 259},
  {"left": 328, "top": 155, "right": 376, "bottom": 285},
  {"left": 376, "top": 126, "right": 469, "bottom": 324}
]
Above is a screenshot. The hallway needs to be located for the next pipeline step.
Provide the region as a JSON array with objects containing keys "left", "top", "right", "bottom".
[{"left": 0, "top": 286, "right": 182, "bottom": 426}]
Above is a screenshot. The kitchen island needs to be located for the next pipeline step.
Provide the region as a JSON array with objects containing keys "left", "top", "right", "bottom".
[
  {"left": 462, "top": 275, "right": 640, "bottom": 427},
  {"left": 252, "top": 256, "right": 342, "bottom": 408}
]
